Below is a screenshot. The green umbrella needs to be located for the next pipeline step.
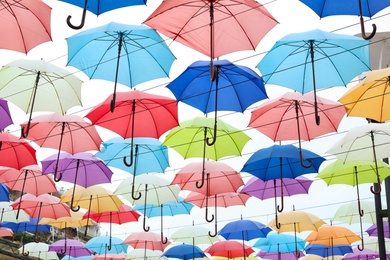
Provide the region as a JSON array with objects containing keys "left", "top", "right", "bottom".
[
  {"left": 317, "top": 159, "right": 390, "bottom": 250},
  {"left": 162, "top": 117, "right": 250, "bottom": 188}
]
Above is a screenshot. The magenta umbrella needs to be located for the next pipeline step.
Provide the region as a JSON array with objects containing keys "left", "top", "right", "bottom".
[
  {"left": 49, "top": 239, "right": 92, "bottom": 257},
  {"left": 41, "top": 152, "right": 114, "bottom": 212}
]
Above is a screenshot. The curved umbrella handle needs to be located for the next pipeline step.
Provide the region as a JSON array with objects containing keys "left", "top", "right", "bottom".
[
  {"left": 357, "top": 237, "right": 365, "bottom": 251},
  {"left": 70, "top": 188, "right": 81, "bottom": 212},
  {"left": 84, "top": 195, "right": 93, "bottom": 237},
  {"left": 142, "top": 184, "right": 150, "bottom": 232},
  {"left": 195, "top": 159, "right": 206, "bottom": 189},
  {"left": 275, "top": 211, "right": 281, "bottom": 229},
  {"left": 131, "top": 181, "right": 142, "bottom": 201},
  {"left": 59, "top": 238, "right": 67, "bottom": 254},
  {"left": 123, "top": 148, "right": 134, "bottom": 167},
  {"left": 160, "top": 206, "right": 168, "bottom": 244},
  {"left": 358, "top": 0, "right": 376, "bottom": 40},
  {"left": 107, "top": 237, "right": 112, "bottom": 251},
  {"left": 54, "top": 171, "right": 63, "bottom": 182},
  {"left": 370, "top": 181, "right": 382, "bottom": 194},
  {"left": 208, "top": 221, "right": 217, "bottom": 237},
  {"left": 196, "top": 129, "right": 208, "bottom": 189},
  {"left": 161, "top": 230, "right": 168, "bottom": 244},
  {"left": 142, "top": 215, "right": 150, "bottom": 232},
  {"left": 20, "top": 121, "right": 31, "bottom": 139},
  {"left": 370, "top": 132, "right": 382, "bottom": 195},
  {"left": 206, "top": 123, "right": 217, "bottom": 146},
  {"left": 277, "top": 193, "right": 284, "bottom": 213},
  {"left": 299, "top": 148, "right": 313, "bottom": 168},
  {"left": 66, "top": 0, "right": 88, "bottom": 30}
]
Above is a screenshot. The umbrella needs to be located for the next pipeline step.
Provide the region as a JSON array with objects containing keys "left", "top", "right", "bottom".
[
  {"left": 0, "top": 59, "right": 83, "bottom": 137},
  {"left": 0, "top": 165, "right": 57, "bottom": 196},
  {"left": 0, "top": 202, "right": 30, "bottom": 223},
  {"left": 257, "top": 29, "right": 369, "bottom": 125},
  {"left": 256, "top": 250, "right": 302, "bottom": 260},
  {"left": 253, "top": 233, "right": 306, "bottom": 255},
  {"left": 144, "top": 0, "right": 277, "bottom": 75},
  {"left": 0, "top": 227, "right": 13, "bottom": 237},
  {"left": 83, "top": 204, "right": 141, "bottom": 250},
  {"left": 49, "top": 239, "right": 92, "bottom": 257},
  {"left": 165, "top": 59, "right": 267, "bottom": 144},
  {"left": 338, "top": 66, "right": 390, "bottom": 122},
  {"left": 126, "top": 249, "right": 163, "bottom": 260},
  {"left": 0, "top": 98, "right": 13, "bottom": 131},
  {"left": 66, "top": 22, "right": 175, "bottom": 109},
  {"left": 240, "top": 176, "right": 313, "bottom": 200},
  {"left": 298, "top": 0, "right": 390, "bottom": 39},
  {"left": 366, "top": 221, "right": 390, "bottom": 238},
  {"left": 1, "top": 217, "right": 50, "bottom": 233},
  {"left": 169, "top": 225, "right": 220, "bottom": 245},
  {"left": 19, "top": 242, "right": 59, "bottom": 259},
  {"left": 39, "top": 210, "right": 95, "bottom": 229},
  {"left": 304, "top": 244, "right": 353, "bottom": 258},
  {"left": 305, "top": 225, "right": 361, "bottom": 247},
  {"left": 248, "top": 92, "right": 345, "bottom": 165},
  {"left": 84, "top": 235, "right": 128, "bottom": 255},
  {"left": 0, "top": 0, "right": 51, "bottom": 54},
  {"left": 164, "top": 117, "right": 250, "bottom": 188},
  {"left": 114, "top": 173, "right": 180, "bottom": 233},
  {"left": 0, "top": 132, "right": 37, "bottom": 170},
  {"left": 85, "top": 90, "right": 178, "bottom": 157},
  {"left": 343, "top": 247, "right": 380, "bottom": 260},
  {"left": 41, "top": 152, "right": 114, "bottom": 209},
  {"left": 327, "top": 122, "right": 390, "bottom": 194},
  {"left": 122, "top": 231, "right": 170, "bottom": 251},
  {"left": 0, "top": 183, "right": 9, "bottom": 202},
  {"left": 204, "top": 240, "right": 254, "bottom": 259},
  {"left": 59, "top": 0, "right": 147, "bottom": 29},
  {"left": 241, "top": 144, "right": 324, "bottom": 222},
  {"left": 162, "top": 243, "right": 206, "bottom": 260},
  {"left": 93, "top": 253, "right": 126, "bottom": 260}
]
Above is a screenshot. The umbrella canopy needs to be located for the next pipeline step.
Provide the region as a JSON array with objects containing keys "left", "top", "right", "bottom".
[
  {"left": 86, "top": 90, "right": 178, "bottom": 138},
  {"left": 59, "top": 0, "right": 147, "bottom": 29},
  {"left": 0, "top": 0, "right": 52, "bottom": 54},
  {"left": 144, "top": 0, "right": 277, "bottom": 59},
  {"left": 253, "top": 233, "right": 306, "bottom": 253},
  {"left": 0, "top": 59, "right": 83, "bottom": 137},
  {"left": 49, "top": 239, "right": 92, "bottom": 258},
  {"left": 123, "top": 231, "right": 170, "bottom": 251},
  {"left": 1, "top": 217, "right": 50, "bottom": 233},
  {"left": 0, "top": 98, "right": 13, "bottom": 131},
  {"left": 339, "top": 66, "right": 390, "bottom": 122},
  {"left": 305, "top": 225, "right": 361, "bottom": 246},
  {"left": 66, "top": 22, "right": 175, "bottom": 107},
  {"left": 0, "top": 184, "right": 9, "bottom": 202},
  {"left": 95, "top": 137, "right": 169, "bottom": 173},
  {"left": 304, "top": 244, "right": 353, "bottom": 258},
  {"left": 256, "top": 250, "right": 302, "bottom": 260},
  {"left": 84, "top": 235, "right": 128, "bottom": 255},
  {"left": 0, "top": 132, "right": 37, "bottom": 170},
  {"left": 0, "top": 203, "right": 30, "bottom": 223},
  {"left": 343, "top": 247, "right": 380, "bottom": 260},
  {"left": 0, "top": 165, "right": 57, "bottom": 196},
  {"left": 19, "top": 242, "right": 59, "bottom": 260},
  {"left": 257, "top": 29, "right": 369, "bottom": 125},
  {"left": 0, "top": 227, "right": 13, "bottom": 237},
  {"left": 366, "top": 221, "right": 390, "bottom": 238},
  {"left": 268, "top": 210, "right": 326, "bottom": 234},
  {"left": 218, "top": 219, "right": 272, "bottom": 241},
  {"left": 39, "top": 210, "right": 94, "bottom": 229},
  {"left": 126, "top": 249, "right": 163, "bottom": 260},
  {"left": 169, "top": 225, "right": 220, "bottom": 245},
  {"left": 204, "top": 240, "right": 254, "bottom": 259},
  {"left": 162, "top": 243, "right": 206, "bottom": 260}
]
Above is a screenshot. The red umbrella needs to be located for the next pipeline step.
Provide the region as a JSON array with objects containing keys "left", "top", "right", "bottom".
[
  {"left": 0, "top": 227, "right": 13, "bottom": 237},
  {"left": 85, "top": 90, "right": 178, "bottom": 166},
  {"left": 205, "top": 240, "right": 254, "bottom": 258},
  {"left": 123, "top": 231, "right": 171, "bottom": 251},
  {"left": 248, "top": 92, "right": 345, "bottom": 167},
  {"left": 0, "top": 132, "right": 37, "bottom": 170},
  {"left": 0, "top": 165, "right": 57, "bottom": 196}
]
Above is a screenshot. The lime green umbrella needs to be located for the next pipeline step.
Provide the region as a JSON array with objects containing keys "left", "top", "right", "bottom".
[
  {"left": 162, "top": 117, "right": 250, "bottom": 188},
  {"left": 317, "top": 159, "right": 390, "bottom": 250}
]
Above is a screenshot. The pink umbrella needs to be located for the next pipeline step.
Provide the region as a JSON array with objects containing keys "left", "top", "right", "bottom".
[
  {"left": 123, "top": 231, "right": 170, "bottom": 251},
  {"left": 0, "top": 227, "right": 13, "bottom": 237}
]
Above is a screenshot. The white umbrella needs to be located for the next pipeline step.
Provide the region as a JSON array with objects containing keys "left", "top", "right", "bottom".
[{"left": 19, "top": 242, "right": 59, "bottom": 260}]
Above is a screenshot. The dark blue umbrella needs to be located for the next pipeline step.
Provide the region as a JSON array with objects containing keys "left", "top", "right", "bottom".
[
  {"left": 60, "top": 0, "right": 147, "bottom": 29},
  {"left": 166, "top": 59, "right": 267, "bottom": 145},
  {"left": 218, "top": 218, "right": 272, "bottom": 241},
  {"left": 0, "top": 183, "right": 9, "bottom": 202},
  {"left": 1, "top": 218, "right": 51, "bottom": 232},
  {"left": 304, "top": 243, "right": 353, "bottom": 258},
  {"left": 162, "top": 243, "right": 206, "bottom": 260}
]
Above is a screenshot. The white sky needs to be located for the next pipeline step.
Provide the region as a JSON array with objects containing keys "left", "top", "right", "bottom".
[{"left": 2, "top": 0, "right": 390, "bottom": 256}]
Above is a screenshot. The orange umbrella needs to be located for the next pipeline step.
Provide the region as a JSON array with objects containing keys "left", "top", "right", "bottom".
[{"left": 306, "top": 225, "right": 361, "bottom": 247}]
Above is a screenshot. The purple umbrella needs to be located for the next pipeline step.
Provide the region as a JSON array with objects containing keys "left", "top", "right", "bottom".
[
  {"left": 257, "top": 250, "right": 302, "bottom": 259},
  {"left": 343, "top": 247, "right": 380, "bottom": 259},
  {"left": 41, "top": 152, "right": 114, "bottom": 212},
  {"left": 49, "top": 239, "right": 92, "bottom": 257},
  {"left": 0, "top": 98, "right": 13, "bottom": 131},
  {"left": 366, "top": 221, "right": 390, "bottom": 238}
]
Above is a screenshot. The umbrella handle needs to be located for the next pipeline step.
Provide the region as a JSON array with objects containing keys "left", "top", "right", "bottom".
[
  {"left": 123, "top": 150, "right": 134, "bottom": 167},
  {"left": 370, "top": 182, "right": 382, "bottom": 194},
  {"left": 70, "top": 196, "right": 81, "bottom": 212},
  {"left": 275, "top": 212, "right": 281, "bottom": 229},
  {"left": 161, "top": 232, "right": 168, "bottom": 244},
  {"left": 358, "top": 0, "right": 376, "bottom": 40},
  {"left": 20, "top": 122, "right": 31, "bottom": 139},
  {"left": 357, "top": 237, "right": 365, "bottom": 251},
  {"left": 21, "top": 232, "right": 29, "bottom": 256},
  {"left": 59, "top": 239, "right": 67, "bottom": 254},
  {"left": 131, "top": 183, "right": 142, "bottom": 200},
  {"left": 208, "top": 223, "right": 217, "bottom": 237},
  {"left": 206, "top": 124, "right": 217, "bottom": 146},
  {"left": 66, "top": 0, "right": 88, "bottom": 30},
  {"left": 107, "top": 237, "right": 112, "bottom": 251},
  {"left": 299, "top": 149, "right": 313, "bottom": 168},
  {"left": 142, "top": 216, "right": 150, "bottom": 232}
]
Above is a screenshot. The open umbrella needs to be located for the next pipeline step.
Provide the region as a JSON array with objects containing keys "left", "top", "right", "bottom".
[
  {"left": 162, "top": 243, "right": 206, "bottom": 260},
  {"left": 39, "top": 210, "right": 95, "bottom": 230},
  {"left": 366, "top": 220, "right": 390, "bottom": 238},
  {"left": 343, "top": 247, "right": 380, "bottom": 260},
  {"left": 0, "top": 59, "right": 83, "bottom": 137},
  {"left": 49, "top": 239, "right": 92, "bottom": 257},
  {"left": 339, "top": 66, "right": 390, "bottom": 122},
  {"left": 327, "top": 122, "right": 390, "bottom": 194},
  {"left": 163, "top": 117, "right": 250, "bottom": 188},
  {"left": 256, "top": 250, "right": 302, "bottom": 260},
  {"left": 166, "top": 59, "right": 267, "bottom": 144},
  {"left": 126, "top": 249, "right": 162, "bottom": 260},
  {"left": 0, "top": 227, "right": 13, "bottom": 237},
  {"left": 19, "top": 242, "right": 58, "bottom": 259},
  {"left": 66, "top": 23, "right": 175, "bottom": 110},
  {"left": 84, "top": 235, "right": 128, "bottom": 255},
  {"left": 60, "top": 0, "right": 147, "bottom": 29},
  {"left": 0, "top": 202, "right": 30, "bottom": 223},
  {"left": 248, "top": 92, "right": 345, "bottom": 165},
  {"left": 169, "top": 225, "right": 220, "bottom": 245},
  {"left": 257, "top": 29, "right": 369, "bottom": 125},
  {"left": 253, "top": 233, "right": 306, "bottom": 257},
  {"left": 0, "top": 184, "right": 9, "bottom": 202},
  {"left": 0, "top": 0, "right": 52, "bottom": 54},
  {"left": 0, "top": 98, "right": 13, "bottom": 131},
  {"left": 304, "top": 244, "right": 353, "bottom": 258},
  {"left": 298, "top": 0, "right": 390, "bottom": 39},
  {"left": 205, "top": 240, "right": 254, "bottom": 259},
  {"left": 122, "top": 231, "right": 170, "bottom": 251},
  {"left": 144, "top": 0, "right": 277, "bottom": 75},
  {"left": 305, "top": 225, "right": 361, "bottom": 247},
  {"left": 1, "top": 217, "right": 50, "bottom": 233},
  {"left": 41, "top": 152, "right": 114, "bottom": 210}
]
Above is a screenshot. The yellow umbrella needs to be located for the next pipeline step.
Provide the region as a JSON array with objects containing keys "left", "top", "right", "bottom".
[
  {"left": 339, "top": 67, "right": 390, "bottom": 122},
  {"left": 268, "top": 210, "right": 326, "bottom": 233},
  {"left": 39, "top": 210, "right": 94, "bottom": 229}
]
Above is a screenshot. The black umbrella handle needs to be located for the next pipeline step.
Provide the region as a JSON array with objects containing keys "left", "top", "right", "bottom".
[
  {"left": 66, "top": 0, "right": 88, "bottom": 30},
  {"left": 358, "top": 0, "right": 376, "bottom": 40}
]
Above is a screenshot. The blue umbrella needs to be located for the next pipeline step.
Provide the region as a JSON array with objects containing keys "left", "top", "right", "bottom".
[
  {"left": 61, "top": 256, "right": 93, "bottom": 260},
  {"left": 253, "top": 233, "right": 306, "bottom": 254},
  {"left": 84, "top": 235, "right": 128, "bottom": 255},
  {"left": 0, "top": 183, "right": 9, "bottom": 202},
  {"left": 162, "top": 243, "right": 206, "bottom": 260},
  {"left": 304, "top": 243, "right": 353, "bottom": 258},
  {"left": 257, "top": 29, "right": 369, "bottom": 125},
  {"left": 298, "top": 0, "right": 390, "bottom": 39},
  {"left": 218, "top": 218, "right": 272, "bottom": 241},
  {"left": 66, "top": 22, "right": 175, "bottom": 111},
  {"left": 60, "top": 0, "right": 147, "bottom": 29},
  {"left": 166, "top": 59, "right": 267, "bottom": 145},
  {"left": 1, "top": 218, "right": 51, "bottom": 233}
]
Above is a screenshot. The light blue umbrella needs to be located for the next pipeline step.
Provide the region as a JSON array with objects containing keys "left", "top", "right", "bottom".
[
  {"left": 162, "top": 243, "right": 206, "bottom": 260},
  {"left": 84, "top": 235, "right": 128, "bottom": 254},
  {"left": 61, "top": 256, "right": 93, "bottom": 260},
  {"left": 66, "top": 22, "right": 176, "bottom": 111},
  {"left": 257, "top": 29, "right": 369, "bottom": 125},
  {"left": 253, "top": 233, "right": 306, "bottom": 254}
]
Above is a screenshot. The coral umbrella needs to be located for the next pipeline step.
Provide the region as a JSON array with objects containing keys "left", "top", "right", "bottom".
[
  {"left": 123, "top": 231, "right": 170, "bottom": 251},
  {"left": 0, "top": 0, "right": 52, "bottom": 54},
  {"left": 205, "top": 240, "right": 254, "bottom": 259},
  {"left": 0, "top": 227, "right": 13, "bottom": 237}
]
